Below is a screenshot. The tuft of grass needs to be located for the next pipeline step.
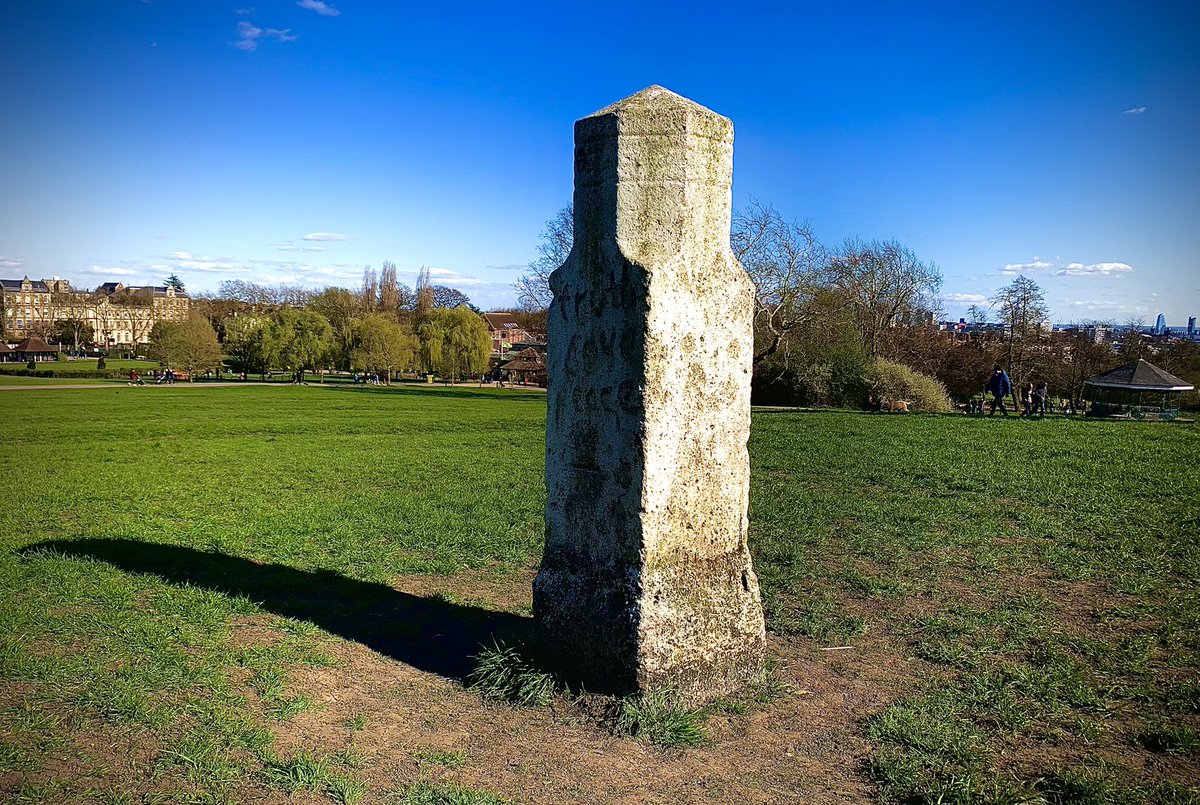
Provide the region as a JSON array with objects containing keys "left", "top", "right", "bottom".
[
  {"left": 266, "top": 750, "right": 330, "bottom": 793},
  {"left": 267, "top": 750, "right": 368, "bottom": 803},
  {"left": 412, "top": 747, "right": 467, "bottom": 768},
  {"left": 1133, "top": 721, "right": 1200, "bottom": 754},
  {"left": 466, "top": 641, "right": 556, "bottom": 707},
  {"left": 616, "top": 689, "right": 707, "bottom": 749},
  {"left": 391, "top": 781, "right": 512, "bottom": 805},
  {"left": 326, "top": 774, "right": 368, "bottom": 804},
  {"left": 345, "top": 712, "right": 368, "bottom": 731}
]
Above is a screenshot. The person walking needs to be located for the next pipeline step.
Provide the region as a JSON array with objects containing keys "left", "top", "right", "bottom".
[
  {"left": 1035, "top": 381, "right": 1049, "bottom": 416},
  {"left": 985, "top": 365, "right": 1012, "bottom": 416},
  {"left": 1020, "top": 382, "right": 1034, "bottom": 416}
]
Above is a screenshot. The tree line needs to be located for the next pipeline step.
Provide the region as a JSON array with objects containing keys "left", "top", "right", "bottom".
[
  {"left": 147, "top": 267, "right": 492, "bottom": 382},
  {"left": 516, "top": 204, "right": 1199, "bottom": 411}
]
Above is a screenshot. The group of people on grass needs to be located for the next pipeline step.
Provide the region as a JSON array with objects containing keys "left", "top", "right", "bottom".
[
  {"left": 977, "top": 364, "right": 1059, "bottom": 417},
  {"left": 127, "top": 368, "right": 176, "bottom": 385}
]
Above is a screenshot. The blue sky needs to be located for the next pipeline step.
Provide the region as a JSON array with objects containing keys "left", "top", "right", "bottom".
[{"left": 1, "top": 1, "right": 1197, "bottom": 322}]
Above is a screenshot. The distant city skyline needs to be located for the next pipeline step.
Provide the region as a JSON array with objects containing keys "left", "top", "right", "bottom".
[{"left": 2, "top": 2, "right": 1197, "bottom": 322}]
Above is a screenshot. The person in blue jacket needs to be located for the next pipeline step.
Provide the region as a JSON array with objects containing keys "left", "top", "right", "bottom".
[{"left": 985, "top": 364, "right": 1012, "bottom": 416}]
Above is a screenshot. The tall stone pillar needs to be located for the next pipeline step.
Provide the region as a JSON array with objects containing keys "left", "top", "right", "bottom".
[{"left": 533, "top": 86, "right": 766, "bottom": 703}]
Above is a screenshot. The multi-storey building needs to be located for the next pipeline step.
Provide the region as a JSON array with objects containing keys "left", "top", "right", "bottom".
[{"left": 1, "top": 276, "right": 189, "bottom": 345}]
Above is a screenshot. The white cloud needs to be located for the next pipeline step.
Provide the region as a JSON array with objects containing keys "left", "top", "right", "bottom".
[
  {"left": 1003, "top": 257, "right": 1133, "bottom": 278},
  {"left": 1122, "top": 106, "right": 1147, "bottom": 115},
  {"left": 1055, "top": 262, "right": 1132, "bottom": 277},
  {"left": 1002, "top": 259, "right": 1054, "bottom": 274},
  {"left": 297, "top": 0, "right": 340, "bottom": 16},
  {"left": 945, "top": 292, "right": 986, "bottom": 303},
  {"left": 0, "top": 256, "right": 23, "bottom": 269},
  {"left": 302, "top": 232, "right": 349, "bottom": 241},
  {"left": 167, "top": 250, "right": 192, "bottom": 260},
  {"left": 302, "top": 246, "right": 326, "bottom": 253}
]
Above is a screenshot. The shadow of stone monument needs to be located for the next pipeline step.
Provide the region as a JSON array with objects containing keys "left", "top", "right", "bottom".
[{"left": 21, "top": 538, "right": 531, "bottom": 682}]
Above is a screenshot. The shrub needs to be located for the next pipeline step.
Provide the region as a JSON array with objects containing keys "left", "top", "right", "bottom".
[
  {"left": 865, "top": 359, "right": 952, "bottom": 413},
  {"left": 26, "top": 359, "right": 36, "bottom": 371}
]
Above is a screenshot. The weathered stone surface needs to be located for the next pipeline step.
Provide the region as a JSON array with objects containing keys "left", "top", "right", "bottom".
[{"left": 533, "top": 86, "right": 766, "bottom": 703}]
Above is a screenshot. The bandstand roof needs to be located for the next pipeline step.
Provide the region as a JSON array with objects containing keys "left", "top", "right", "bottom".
[{"left": 1084, "top": 359, "right": 1194, "bottom": 392}]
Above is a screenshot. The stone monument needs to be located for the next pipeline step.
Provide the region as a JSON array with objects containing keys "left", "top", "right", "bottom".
[{"left": 533, "top": 86, "right": 766, "bottom": 703}]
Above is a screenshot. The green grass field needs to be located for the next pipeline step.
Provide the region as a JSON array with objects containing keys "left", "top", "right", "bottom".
[{"left": 0, "top": 386, "right": 1196, "bottom": 804}]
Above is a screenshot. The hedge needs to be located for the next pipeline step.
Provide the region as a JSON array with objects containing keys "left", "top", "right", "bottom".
[{"left": 0, "top": 367, "right": 123, "bottom": 379}]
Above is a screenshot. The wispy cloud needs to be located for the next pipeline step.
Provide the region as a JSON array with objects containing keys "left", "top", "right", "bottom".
[
  {"left": 233, "top": 20, "right": 262, "bottom": 51},
  {"left": 84, "top": 265, "right": 138, "bottom": 276},
  {"left": 297, "top": 0, "right": 339, "bottom": 16},
  {"left": 232, "top": 20, "right": 298, "bottom": 51},
  {"left": 1069, "top": 299, "right": 1151, "bottom": 315},
  {"left": 302, "top": 246, "right": 327, "bottom": 253},
  {"left": 945, "top": 292, "right": 986, "bottom": 303},
  {"left": 302, "top": 232, "right": 350, "bottom": 241},
  {"left": 1055, "top": 262, "right": 1132, "bottom": 277},
  {"left": 0, "top": 256, "right": 24, "bottom": 269},
  {"left": 1121, "top": 106, "right": 1147, "bottom": 115},
  {"left": 178, "top": 260, "right": 251, "bottom": 273},
  {"left": 235, "top": 7, "right": 254, "bottom": 14},
  {"left": 167, "top": 251, "right": 192, "bottom": 260}
]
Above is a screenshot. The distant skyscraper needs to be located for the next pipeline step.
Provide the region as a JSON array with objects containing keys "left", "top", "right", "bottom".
[
  {"left": 1189, "top": 316, "right": 1196, "bottom": 337},
  {"left": 1154, "top": 313, "right": 1166, "bottom": 335}
]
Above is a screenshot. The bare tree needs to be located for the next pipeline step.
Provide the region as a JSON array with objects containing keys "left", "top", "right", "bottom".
[
  {"left": 106, "top": 287, "right": 157, "bottom": 348},
  {"left": 830, "top": 238, "right": 942, "bottom": 359},
  {"left": 730, "top": 201, "right": 829, "bottom": 365},
  {"left": 432, "top": 286, "right": 472, "bottom": 309},
  {"left": 990, "top": 275, "right": 1049, "bottom": 391},
  {"left": 360, "top": 266, "right": 378, "bottom": 312},
  {"left": 216, "top": 280, "right": 276, "bottom": 312},
  {"left": 50, "top": 288, "right": 99, "bottom": 349},
  {"left": 379, "top": 261, "right": 400, "bottom": 313},
  {"left": 515, "top": 205, "right": 572, "bottom": 312},
  {"left": 414, "top": 266, "right": 434, "bottom": 318},
  {"left": 1121, "top": 315, "right": 1149, "bottom": 360}
]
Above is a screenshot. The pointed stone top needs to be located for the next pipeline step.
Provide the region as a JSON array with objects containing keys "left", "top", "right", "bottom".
[{"left": 585, "top": 85, "right": 726, "bottom": 122}]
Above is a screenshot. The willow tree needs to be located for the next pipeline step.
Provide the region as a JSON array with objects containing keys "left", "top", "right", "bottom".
[
  {"left": 352, "top": 313, "right": 418, "bottom": 383},
  {"left": 418, "top": 306, "right": 490, "bottom": 380},
  {"left": 266, "top": 308, "right": 333, "bottom": 382}
]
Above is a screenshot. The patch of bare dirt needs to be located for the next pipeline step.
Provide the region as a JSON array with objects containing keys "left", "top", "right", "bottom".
[{"left": 259, "top": 568, "right": 924, "bottom": 804}]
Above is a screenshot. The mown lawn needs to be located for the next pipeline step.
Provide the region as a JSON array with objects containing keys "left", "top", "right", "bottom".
[{"left": 0, "top": 386, "right": 1196, "bottom": 804}]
